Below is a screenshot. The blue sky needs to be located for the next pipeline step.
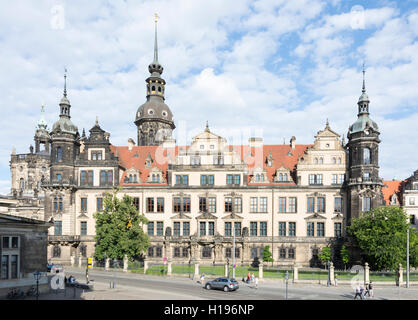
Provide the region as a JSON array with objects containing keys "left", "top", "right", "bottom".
[{"left": 0, "top": 0, "right": 417, "bottom": 194}]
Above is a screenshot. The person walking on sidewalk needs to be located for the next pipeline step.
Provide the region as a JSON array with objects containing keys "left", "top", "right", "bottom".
[
  {"left": 254, "top": 277, "right": 259, "bottom": 289},
  {"left": 354, "top": 285, "right": 362, "bottom": 299}
]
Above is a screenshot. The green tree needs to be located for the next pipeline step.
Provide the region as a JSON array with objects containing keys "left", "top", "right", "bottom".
[
  {"left": 262, "top": 245, "right": 274, "bottom": 262},
  {"left": 318, "top": 246, "right": 332, "bottom": 266},
  {"left": 347, "top": 206, "right": 418, "bottom": 270},
  {"left": 340, "top": 244, "right": 350, "bottom": 270},
  {"left": 94, "top": 188, "right": 150, "bottom": 261}
]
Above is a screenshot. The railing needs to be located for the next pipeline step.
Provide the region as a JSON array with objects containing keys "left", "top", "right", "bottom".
[{"left": 48, "top": 235, "right": 81, "bottom": 242}]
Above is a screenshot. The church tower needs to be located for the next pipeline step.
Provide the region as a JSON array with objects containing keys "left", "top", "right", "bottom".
[
  {"left": 346, "top": 67, "right": 384, "bottom": 224},
  {"left": 134, "top": 14, "right": 175, "bottom": 146},
  {"left": 44, "top": 70, "right": 80, "bottom": 223},
  {"left": 34, "top": 105, "right": 50, "bottom": 153}
]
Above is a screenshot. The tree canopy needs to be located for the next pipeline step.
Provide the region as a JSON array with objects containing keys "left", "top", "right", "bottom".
[
  {"left": 318, "top": 246, "right": 331, "bottom": 265},
  {"left": 94, "top": 188, "right": 150, "bottom": 261},
  {"left": 262, "top": 245, "right": 274, "bottom": 262},
  {"left": 347, "top": 206, "right": 418, "bottom": 270}
]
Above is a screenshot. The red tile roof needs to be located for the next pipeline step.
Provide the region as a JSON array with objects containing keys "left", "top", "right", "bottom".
[
  {"left": 109, "top": 144, "right": 311, "bottom": 186},
  {"left": 382, "top": 180, "right": 405, "bottom": 205}
]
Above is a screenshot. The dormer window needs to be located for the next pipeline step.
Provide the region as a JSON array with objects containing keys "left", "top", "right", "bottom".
[{"left": 92, "top": 151, "right": 103, "bottom": 161}]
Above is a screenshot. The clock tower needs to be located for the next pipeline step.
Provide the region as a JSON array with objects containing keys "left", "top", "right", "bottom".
[{"left": 346, "top": 68, "right": 384, "bottom": 223}]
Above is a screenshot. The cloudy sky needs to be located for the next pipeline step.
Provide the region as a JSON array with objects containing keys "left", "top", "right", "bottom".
[{"left": 0, "top": 0, "right": 417, "bottom": 194}]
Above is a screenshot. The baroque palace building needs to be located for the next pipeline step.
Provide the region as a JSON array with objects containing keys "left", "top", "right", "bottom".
[{"left": 11, "top": 20, "right": 408, "bottom": 268}]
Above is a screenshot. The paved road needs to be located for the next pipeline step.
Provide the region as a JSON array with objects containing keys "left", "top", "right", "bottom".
[{"left": 57, "top": 267, "right": 418, "bottom": 300}]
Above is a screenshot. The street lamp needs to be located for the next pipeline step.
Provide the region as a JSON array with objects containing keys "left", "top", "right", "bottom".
[
  {"left": 33, "top": 271, "right": 41, "bottom": 301},
  {"left": 327, "top": 261, "right": 330, "bottom": 287},
  {"left": 407, "top": 229, "right": 410, "bottom": 288},
  {"left": 284, "top": 271, "right": 289, "bottom": 300},
  {"left": 232, "top": 223, "right": 236, "bottom": 279}
]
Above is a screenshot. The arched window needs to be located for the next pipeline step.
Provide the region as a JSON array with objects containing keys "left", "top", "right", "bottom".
[
  {"left": 129, "top": 174, "right": 132, "bottom": 183},
  {"left": 284, "top": 173, "right": 288, "bottom": 181},
  {"left": 319, "top": 158, "right": 323, "bottom": 164},
  {"left": 337, "top": 157, "right": 341, "bottom": 164},
  {"left": 279, "top": 173, "right": 283, "bottom": 181},
  {"left": 151, "top": 86, "right": 156, "bottom": 93},
  {"left": 59, "top": 197, "right": 63, "bottom": 212},
  {"left": 53, "top": 245, "right": 61, "bottom": 258},
  {"left": 53, "top": 197, "right": 58, "bottom": 212},
  {"left": 332, "top": 157, "right": 336, "bottom": 164},
  {"left": 19, "top": 178, "right": 25, "bottom": 190},
  {"left": 260, "top": 175, "right": 264, "bottom": 182},
  {"left": 256, "top": 174, "right": 260, "bottom": 182},
  {"left": 363, "top": 148, "right": 371, "bottom": 164},
  {"left": 56, "top": 147, "right": 63, "bottom": 161},
  {"left": 134, "top": 175, "right": 137, "bottom": 183},
  {"left": 158, "top": 86, "right": 162, "bottom": 93},
  {"left": 314, "top": 158, "right": 318, "bottom": 164}
]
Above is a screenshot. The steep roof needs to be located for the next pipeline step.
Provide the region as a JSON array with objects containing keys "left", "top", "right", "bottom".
[{"left": 382, "top": 180, "right": 405, "bottom": 205}]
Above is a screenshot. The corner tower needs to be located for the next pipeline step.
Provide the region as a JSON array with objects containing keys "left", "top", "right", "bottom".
[
  {"left": 134, "top": 14, "right": 175, "bottom": 146},
  {"left": 346, "top": 67, "right": 384, "bottom": 224}
]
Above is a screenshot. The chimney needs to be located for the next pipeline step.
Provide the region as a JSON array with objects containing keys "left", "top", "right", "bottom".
[
  {"left": 248, "top": 137, "right": 263, "bottom": 148},
  {"left": 290, "top": 136, "right": 296, "bottom": 149},
  {"left": 128, "top": 138, "right": 135, "bottom": 151}
]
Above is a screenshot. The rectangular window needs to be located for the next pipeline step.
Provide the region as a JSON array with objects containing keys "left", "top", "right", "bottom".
[
  {"left": 334, "top": 197, "right": 343, "bottom": 212},
  {"left": 108, "top": 170, "right": 113, "bottom": 185},
  {"left": 80, "top": 221, "right": 87, "bottom": 235},
  {"left": 147, "top": 222, "right": 154, "bottom": 236},
  {"left": 88, "top": 170, "right": 94, "bottom": 186},
  {"left": 100, "top": 170, "right": 107, "bottom": 186},
  {"left": 11, "top": 237, "right": 18, "bottom": 248},
  {"left": 208, "top": 222, "right": 215, "bottom": 236},
  {"left": 363, "top": 197, "right": 371, "bottom": 212},
  {"left": 260, "top": 197, "right": 267, "bottom": 212},
  {"left": 200, "top": 175, "right": 207, "bottom": 185},
  {"left": 409, "top": 197, "right": 415, "bottom": 205},
  {"left": 235, "top": 248, "right": 240, "bottom": 258},
  {"left": 183, "top": 222, "right": 190, "bottom": 236},
  {"left": 156, "top": 222, "right": 164, "bottom": 236},
  {"left": 279, "top": 197, "right": 286, "bottom": 213},
  {"left": 250, "top": 222, "right": 257, "bottom": 236},
  {"left": 173, "top": 197, "right": 181, "bottom": 212},
  {"left": 225, "top": 222, "right": 232, "bottom": 236},
  {"left": 199, "top": 197, "right": 207, "bottom": 212},
  {"left": 234, "top": 222, "right": 242, "bottom": 236},
  {"left": 279, "top": 222, "right": 286, "bottom": 236},
  {"left": 226, "top": 174, "right": 233, "bottom": 185},
  {"left": 309, "top": 174, "right": 322, "bottom": 185},
  {"left": 156, "top": 247, "right": 162, "bottom": 257},
  {"left": 332, "top": 174, "right": 338, "bottom": 184},
  {"left": 234, "top": 197, "right": 242, "bottom": 213},
  {"left": 317, "top": 222, "right": 325, "bottom": 237},
  {"left": 54, "top": 221, "right": 62, "bottom": 235},
  {"left": 307, "top": 197, "right": 315, "bottom": 213},
  {"left": 233, "top": 175, "right": 240, "bottom": 185},
  {"left": 208, "top": 197, "right": 216, "bottom": 213},
  {"left": 2, "top": 237, "right": 9, "bottom": 248},
  {"left": 260, "top": 222, "right": 267, "bottom": 236},
  {"left": 289, "top": 197, "right": 297, "bottom": 213},
  {"left": 175, "top": 175, "right": 182, "bottom": 185},
  {"left": 1, "top": 255, "right": 9, "bottom": 280},
  {"left": 11, "top": 255, "right": 18, "bottom": 279},
  {"left": 208, "top": 175, "right": 214, "bottom": 185},
  {"left": 173, "top": 222, "right": 180, "bottom": 236},
  {"left": 97, "top": 197, "right": 103, "bottom": 211},
  {"left": 133, "top": 197, "right": 140, "bottom": 210},
  {"left": 317, "top": 174, "right": 323, "bottom": 184},
  {"left": 156, "top": 198, "right": 164, "bottom": 213},
  {"left": 81, "top": 198, "right": 87, "bottom": 212},
  {"left": 200, "top": 222, "right": 206, "bottom": 236},
  {"left": 183, "top": 197, "right": 191, "bottom": 212},
  {"left": 289, "top": 222, "right": 296, "bottom": 236},
  {"left": 176, "top": 175, "right": 188, "bottom": 185},
  {"left": 334, "top": 223, "right": 342, "bottom": 237},
  {"left": 225, "top": 248, "right": 232, "bottom": 258},
  {"left": 250, "top": 197, "right": 258, "bottom": 213},
  {"left": 307, "top": 222, "right": 314, "bottom": 236},
  {"left": 147, "top": 198, "right": 154, "bottom": 212},
  {"left": 182, "top": 247, "right": 189, "bottom": 257},
  {"left": 317, "top": 197, "right": 325, "bottom": 213},
  {"left": 339, "top": 174, "right": 345, "bottom": 184},
  {"left": 224, "top": 197, "right": 232, "bottom": 212},
  {"left": 81, "top": 171, "right": 87, "bottom": 185},
  {"left": 182, "top": 175, "right": 189, "bottom": 185},
  {"left": 173, "top": 247, "right": 180, "bottom": 258}
]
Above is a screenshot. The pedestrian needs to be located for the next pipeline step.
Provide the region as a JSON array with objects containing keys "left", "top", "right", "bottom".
[
  {"left": 247, "top": 272, "right": 251, "bottom": 283},
  {"left": 360, "top": 285, "right": 366, "bottom": 300},
  {"left": 364, "top": 283, "right": 370, "bottom": 297},
  {"left": 368, "top": 281, "right": 374, "bottom": 297},
  {"left": 200, "top": 273, "right": 205, "bottom": 286},
  {"left": 255, "top": 277, "right": 258, "bottom": 289},
  {"left": 251, "top": 273, "right": 255, "bottom": 283},
  {"left": 334, "top": 274, "right": 338, "bottom": 287},
  {"left": 354, "top": 285, "right": 362, "bottom": 300}
]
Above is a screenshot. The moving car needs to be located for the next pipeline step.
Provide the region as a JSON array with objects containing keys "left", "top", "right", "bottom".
[
  {"left": 205, "top": 278, "right": 239, "bottom": 292},
  {"left": 47, "top": 264, "right": 63, "bottom": 273}
]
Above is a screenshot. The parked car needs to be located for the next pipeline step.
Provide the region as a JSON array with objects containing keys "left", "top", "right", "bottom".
[
  {"left": 205, "top": 278, "right": 239, "bottom": 292},
  {"left": 47, "top": 264, "right": 63, "bottom": 273}
]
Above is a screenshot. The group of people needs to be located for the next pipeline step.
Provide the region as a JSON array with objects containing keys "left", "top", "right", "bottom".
[
  {"left": 354, "top": 282, "right": 374, "bottom": 299},
  {"left": 243, "top": 272, "right": 259, "bottom": 288},
  {"left": 64, "top": 275, "right": 77, "bottom": 285}
]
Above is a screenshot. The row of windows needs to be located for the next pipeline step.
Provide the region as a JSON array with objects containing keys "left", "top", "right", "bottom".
[
  {"left": 175, "top": 174, "right": 241, "bottom": 186},
  {"left": 147, "top": 221, "right": 343, "bottom": 237},
  {"left": 80, "top": 170, "right": 113, "bottom": 186},
  {"left": 314, "top": 157, "right": 342, "bottom": 165},
  {"left": 54, "top": 221, "right": 87, "bottom": 236}
]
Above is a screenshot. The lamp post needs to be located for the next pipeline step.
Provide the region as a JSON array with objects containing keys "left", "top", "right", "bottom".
[
  {"left": 232, "top": 223, "right": 236, "bottom": 279},
  {"left": 33, "top": 271, "right": 41, "bottom": 301},
  {"left": 285, "top": 271, "right": 289, "bottom": 300},
  {"left": 407, "top": 228, "right": 410, "bottom": 288},
  {"left": 327, "top": 261, "right": 330, "bottom": 287}
]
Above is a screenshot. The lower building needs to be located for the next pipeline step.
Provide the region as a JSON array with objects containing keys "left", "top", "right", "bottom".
[{"left": 0, "top": 213, "right": 51, "bottom": 298}]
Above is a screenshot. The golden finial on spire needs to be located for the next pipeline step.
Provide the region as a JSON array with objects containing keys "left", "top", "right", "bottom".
[{"left": 154, "top": 13, "right": 159, "bottom": 23}]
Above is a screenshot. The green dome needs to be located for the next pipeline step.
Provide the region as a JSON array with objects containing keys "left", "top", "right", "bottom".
[
  {"left": 349, "top": 114, "right": 379, "bottom": 134},
  {"left": 52, "top": 117, "right": 78, "bottom": 135}
]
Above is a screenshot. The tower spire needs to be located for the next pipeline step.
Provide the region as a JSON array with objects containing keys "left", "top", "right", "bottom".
[
  {"left": 362, "top": 62, "right": 366, "bottom": 93},
  {"left": 153, "top": 13, "right": 159, "bottom": 63},
  {"left": 64, "top": 68, "right": 67, "bottom": 97}
]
